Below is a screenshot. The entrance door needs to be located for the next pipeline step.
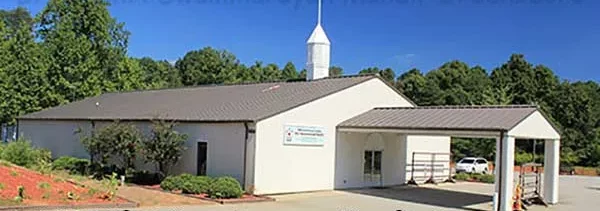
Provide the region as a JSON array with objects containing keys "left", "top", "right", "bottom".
[
  {"left": 197, "top": 142, "right": 207, "bottom": 176},
  {"left": 363, "top": 150, "right": 382, "bottom": 187}
]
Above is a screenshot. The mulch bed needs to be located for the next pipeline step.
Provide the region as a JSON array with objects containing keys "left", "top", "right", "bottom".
[
  {"left": 141, "top": 184, "right": 274, "bottom": 204},
  {"left": 0, "top": 164, "right": 137, "bottom": 209}
]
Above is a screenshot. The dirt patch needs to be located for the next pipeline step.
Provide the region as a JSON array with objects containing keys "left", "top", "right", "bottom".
[
  {"left": 0, "top": 164, "right": 127, "bottom": 206},
  {"left": 117, "top": 185, "right": 209, "bottom": 207}
]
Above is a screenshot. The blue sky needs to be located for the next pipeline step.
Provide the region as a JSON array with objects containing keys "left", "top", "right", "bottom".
[{"left": 3, "top": 0, "right": 599, "bottom": 81}]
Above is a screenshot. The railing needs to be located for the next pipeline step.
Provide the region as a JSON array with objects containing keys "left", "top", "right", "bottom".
[{"left": 407, "top": 152, "right": 454, "bottom": 185}]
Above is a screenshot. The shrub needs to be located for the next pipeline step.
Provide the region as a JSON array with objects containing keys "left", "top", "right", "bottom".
[
  {"left": 161, "top": 174, "right": 192, "bottom": 191},
  {"left": 207, "top": 176, "right": 243, "bottom": 199},
  {"left": 181, "top": 176, "right": 211, "bottom": 194},
  {"left": 479, "top": 174, "right": 495, "bottom": 183},
  {"left": 471, "top": 173, "right": 483, "bottom": 181},
  {"left": 142, "top": 120, "right": 188, "bottom": 177},
  {"left": 454, "top": 172, "right": 470, "bottom": 181},
  {"left": 52, "top": 156, "right": 91, "bottom": 174},
  {"left": 515, "top": 152, "right": 533, "bottom": 166},
  {"left": 80, "top": 121, "right": 142, "bottom": 171},
  {"left": 0, "top": 139, "right": 51, "bottom": 168},
  {"left": 160, "top": 175, "right": 182, "bottom": 191}
]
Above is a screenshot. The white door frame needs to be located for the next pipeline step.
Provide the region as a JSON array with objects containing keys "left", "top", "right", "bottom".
[{"left": 363, "top": 133, "right": 384, "bottom": 187}]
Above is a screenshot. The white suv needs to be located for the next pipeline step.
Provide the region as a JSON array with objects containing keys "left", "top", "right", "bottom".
[{"left": 456, "top": 157, "right": 489, "bottom": 174}]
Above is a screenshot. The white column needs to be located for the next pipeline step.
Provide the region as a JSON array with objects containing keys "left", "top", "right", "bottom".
[
  {"left": 543, "top": 139, "right": 560, "bottom": 204},
  {"left": 493, "top": 137, "right": 501, "bottom": 211},
  {"left": 498, "top": 135, "right": 515, "bottom": 211}
]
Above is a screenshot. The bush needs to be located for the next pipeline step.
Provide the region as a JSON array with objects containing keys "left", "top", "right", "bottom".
[
  {"left": 454, "top": 172, "right": 470, "bottom": 181},
  {"left": 52, "top": 156, "right": 91, "bottom": 174},
  {"left": 160, "top": 173, "right": 193, "bottom": 191},
  {"left": 479, "top": 174, "right": 495, "bottom": 183},
  {"left": 207, "top": 176, "right": 243, "bottom": 199},
  {"left": 515, "top": 152, "right": 533, "bottom": 166},
  {"left": 160, "top": 175, "right": 184, "bottom": 191},
  {"left": 181, "top": 176, "right": 211, "bottom": 194},
  {"left": 0, "top": 139, "right": 51, "bottom": 168}
]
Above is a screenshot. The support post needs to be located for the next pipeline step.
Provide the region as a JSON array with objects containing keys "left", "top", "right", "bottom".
[
  {"left": 496, "top": 135, "right": 515, "bottom": 211},
  {"left": 493, "top": 136, "right": 501, "bottom": 211},
  {"left": 543, "top": 139, "right": 560, "bottom": 204}
]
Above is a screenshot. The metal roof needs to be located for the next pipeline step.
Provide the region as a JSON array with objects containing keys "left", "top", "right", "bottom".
[
  {"left": 338, "top": 105, "right": 540, "bottom": 131},
  {"left": 19, "top": 75, "right": 381, "bottom": 122}
]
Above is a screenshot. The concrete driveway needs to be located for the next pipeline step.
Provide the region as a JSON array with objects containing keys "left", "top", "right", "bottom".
[{"left": 68, "top": 175, "right": 600, "bottom": 211}]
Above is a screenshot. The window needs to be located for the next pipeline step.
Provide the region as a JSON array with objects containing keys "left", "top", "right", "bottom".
[
  {"left": 477, "top": 159, "right": 487, "bottom": 164},
  {"left": 460, "top": 159, "right": 475, "bottom": 164},
  {"left": 364, "top": 151, "right": 372, "bottom": 174}
]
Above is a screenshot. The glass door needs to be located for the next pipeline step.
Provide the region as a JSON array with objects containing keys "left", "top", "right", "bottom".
[{"left": 363, "top": 150, "right": 382, "bottom": 187}]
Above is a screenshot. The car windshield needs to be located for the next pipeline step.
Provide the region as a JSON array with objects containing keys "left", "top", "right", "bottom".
[{"left": 459, "top": 159, "right": 475, "bottom": 164}]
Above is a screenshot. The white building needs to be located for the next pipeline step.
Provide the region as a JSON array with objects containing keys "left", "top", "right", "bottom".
[{"left": 16, "top": 2, "right": 561, "bottom": 211}]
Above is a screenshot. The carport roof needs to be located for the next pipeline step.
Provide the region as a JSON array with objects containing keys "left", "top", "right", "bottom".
[{"left": 338, "top": 105, "right": 549, "bottom": 132}]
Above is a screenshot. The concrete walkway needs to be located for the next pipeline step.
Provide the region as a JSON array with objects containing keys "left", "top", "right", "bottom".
[{"left": 65, "top": 175, "right": 600, "bottom": 211}]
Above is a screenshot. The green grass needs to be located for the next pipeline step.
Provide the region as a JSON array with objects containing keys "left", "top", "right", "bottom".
[
  {"left": 0, "top": 183, "right": 4, "bottom": 190},
  {"left": 0, "top": 160, "right": 12, "bottom": 167},
  {"left": 0, "top": 198, "right": 21, "bottom": 206},
  {"left": 9, "top": 170, "right": 18, "bottom": 177},
  {"left": 37, "top": 182, "right": 51, "bottom": 190}
]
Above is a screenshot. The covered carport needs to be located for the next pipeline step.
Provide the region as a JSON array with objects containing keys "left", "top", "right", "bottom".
[{"left": 337, "top": 105, "right": 561, "bottom": 211}]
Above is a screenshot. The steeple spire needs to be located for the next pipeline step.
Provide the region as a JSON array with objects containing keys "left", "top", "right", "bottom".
[
  {"left": 317, "top": 0, "right": 322, "bottom": 25},
  {"left": 306, "top": 0, "right": 330, "bottom": 81}
]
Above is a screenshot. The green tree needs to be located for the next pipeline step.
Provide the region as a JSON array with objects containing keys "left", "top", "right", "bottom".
[
  {"left": 0, "top": 7, "right": 33, "bottom": 33},
  {"left": 281, "top": 61, "right": 298, "bottom": 80},
  {"left": 0, "top": 20, "right": 51, "bottom": 124},
  {"left": 37, "top": 0, "right": 130, "bottom": 104},
  {"left": 137, "top": 57, "right": 182, "bottom": 89},
  {"left": 396, "top": 69, "right": 426, "bottom": 105},
  {"left": 299, "top": 69, "right": 307, "bottom": 79},
  {"left": 490, "top": 54, "right": 537, "bottom": 105},
  {"left": 175, "top": 47, "right": 241, "bottom": 85},
  {"left": 359, "top": 67, "right": 395, "bottom": 84},
  {"left": 81, "top": 121, "right": 143, "bottom": 171},
  {"left": 142, "top": 120, "right": 188, "bottom": 176},
  {"left": 329, "top": 66, "right": 343, "bottom": 77},
  {"left": 106, "top": 57, "right": 146, "bottom": 92},
  {"left": 261, "top": 63, "right": 282, "bottom": 81}
]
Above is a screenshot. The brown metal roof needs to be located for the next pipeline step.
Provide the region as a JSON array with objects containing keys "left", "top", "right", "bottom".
[
  {"left": 19, "top": 75, "right": 381, "bottom": 122},
  {"left": 338, "top": 105, "right": 539, "bottom": 131}
]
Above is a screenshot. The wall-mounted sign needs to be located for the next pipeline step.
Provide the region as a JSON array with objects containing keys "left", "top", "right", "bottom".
[{"left": 283, "top": 125, "right": 325, "bottom": 146}]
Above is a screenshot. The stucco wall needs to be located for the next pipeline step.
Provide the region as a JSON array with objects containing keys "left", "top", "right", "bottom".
[
  {"left": 334, "top": 133, "right": 451, "bottom": 188},
  {"left": 19, "top": 120, "right": 247, "bottom": 185},
  {"left": 508, "top": 111, "right": 560, "bottom": 139},
  {"left": 403, "top": 135, "right": 451, "bottom": 184},
  {"left": 253, "top": 78, "right": 413, "bottom": 194},
  {"left": 18, "top": 120, "right": 92, "bottom": 159},
  {"left": 334, "top": 132, "right": 406, "bottom": 189}
]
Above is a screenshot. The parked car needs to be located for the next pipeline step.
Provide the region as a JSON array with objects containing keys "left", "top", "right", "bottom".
[{"left": 456, "top": 157, "right": 489, "bottom": 174}]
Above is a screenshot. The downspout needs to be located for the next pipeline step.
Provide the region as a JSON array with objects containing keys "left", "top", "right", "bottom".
[
  {"left": 243, "top": 122, "right": 250, "bottom": 192},
  {"left": 243, "top": 122, "right": 257, "bottom": 193}
]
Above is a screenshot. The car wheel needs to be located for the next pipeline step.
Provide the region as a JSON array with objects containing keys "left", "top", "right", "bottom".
[
  {"left": 472, "top": 167, "right": 476, "bottom": 173},
  {"left": 483, "top": 168, "right": 488, "bottom": 174}
]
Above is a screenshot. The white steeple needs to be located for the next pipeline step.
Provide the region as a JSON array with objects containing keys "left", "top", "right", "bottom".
[{"left": 306, "top": 0, "right": 330, "bottom": 81}]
